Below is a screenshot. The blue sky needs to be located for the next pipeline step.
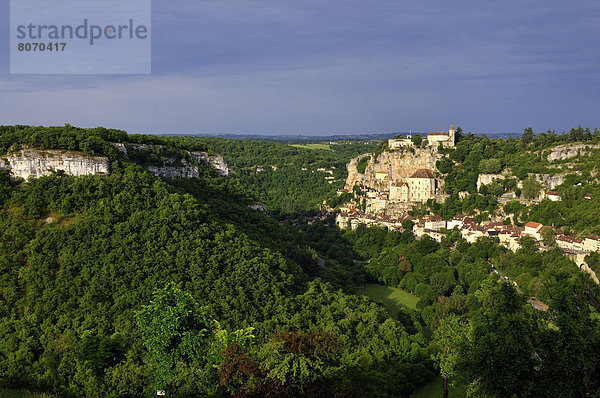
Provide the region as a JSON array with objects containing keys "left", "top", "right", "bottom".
[{"left": 1, "top": 0, "right": 599, "bottom": 136}]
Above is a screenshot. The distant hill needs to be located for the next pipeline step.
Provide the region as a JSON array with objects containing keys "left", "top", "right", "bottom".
[{"left": 163, "top": 131, "right": 523, "bottom": 142}]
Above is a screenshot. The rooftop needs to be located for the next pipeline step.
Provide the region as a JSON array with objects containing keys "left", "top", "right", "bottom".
[
  {"left": 410, "top": 169, "right": 435, "bottom": 179},
  {"left": 525, "top": 221, "right": 543, "bottom": 229}
]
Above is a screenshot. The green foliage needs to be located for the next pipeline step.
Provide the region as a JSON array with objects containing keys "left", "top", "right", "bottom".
[
  {"left": 540, "top": 227, "right": 556, "bottom": 246},
  {"left": 0, "top": 128, "right": 434, "bottom": 397},
  {"left": 522, "top": 177, "right": 542, "bottom": 199},
  {"left": 194, "top": 138, "right": 378, "bottom": 214},
  {"left": 411, "top": 135, "right": 423, "bottom": 147},
  {"left": 136, "top": 283, "right": 211, "bottom": 389},
  {"left": 356, "top": 156, "right": 370, "bottom": 174},
  {"left": 436, "top": 158, "right": 454, "bottom": 174},
  {"left": 431, "top": 315, "right": 469, "bottom": 394},
  {"left": 478, "top": 158, "right": 502, "bottom": 174}
]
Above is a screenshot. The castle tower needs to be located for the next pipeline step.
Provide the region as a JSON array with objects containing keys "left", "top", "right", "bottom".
[{"left": 448, "top": 124, "right": 455, "bottom": 145}]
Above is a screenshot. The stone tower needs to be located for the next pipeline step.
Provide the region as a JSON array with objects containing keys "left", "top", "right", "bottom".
[{"left": 449, "top": 124, "right": 455, "bottom": 145}]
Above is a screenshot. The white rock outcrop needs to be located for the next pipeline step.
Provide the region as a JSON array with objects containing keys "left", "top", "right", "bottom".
[
  {"left": 477, "top": 174, "right": 506, "bottom": 190},
  {"left": 546, "top": 143, "right": 600, "bottom": 162},
  {"left": 146, "top": 151, "right": 229, "bottom": 178},
  {"left": 0, "top": 148, "right": 110, "bottom": 179}
]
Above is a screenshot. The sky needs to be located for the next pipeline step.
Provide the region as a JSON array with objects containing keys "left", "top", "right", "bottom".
[{"left": 1, "top": 0, "right": 599, "bottom": 136}]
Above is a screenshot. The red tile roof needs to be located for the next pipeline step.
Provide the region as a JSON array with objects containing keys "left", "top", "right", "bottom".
[
  {"left": 525, "top": 221, "right": 542, "bottom": 229},
  {"left": 410, "top": 169, "right": 435, "bottom": 179}
]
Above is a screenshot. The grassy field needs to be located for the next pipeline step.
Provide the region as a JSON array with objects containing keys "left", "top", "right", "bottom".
[
  {"left": 359, "top": 283, "right": 420, "bottom": 318},
  {"left": 289, "top": 143, "right": 332, "bottom": 151},
  {"left": 410, "top": 376, "right": 467, "bottom": 398}
]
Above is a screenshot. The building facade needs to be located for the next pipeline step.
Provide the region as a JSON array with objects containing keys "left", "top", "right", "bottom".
[
  {"left": 388, "top": 168, "right": 437, "bottom": 203},
  {"left": 427, "top": 125, "right": 456, "bottom": 148}
]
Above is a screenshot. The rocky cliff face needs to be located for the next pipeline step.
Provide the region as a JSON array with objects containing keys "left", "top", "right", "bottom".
[
  {"left": 201, "top": 152, "right": 229, "bottom": 176},
  {"left": 546, "top": 143, "right": 600, "bottom": 162},
  {"left": 146, "top": 152, "right": 229, "bottom": 178},
  {"left": 477, "top": 172, "right": 573, "bottom": 192},
  {"left": 345, "top": 148, "right": 442, "bottom": 191},
  {"left": 477, "top": 174, "right": 507, "bottom": 190},
  {"left": 0, "top": 145, "right": 230, "bottom": 181},
  {"left": 117, "top": 143, "right": 229, "bottom": 177},
  {"left": 0, "top": 148, "right": 110, "bottom": 179}
]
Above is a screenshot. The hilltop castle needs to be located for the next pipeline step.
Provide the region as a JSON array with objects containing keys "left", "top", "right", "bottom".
[{"left": 389, "top": 124, "right": 456, "bottom": 149}]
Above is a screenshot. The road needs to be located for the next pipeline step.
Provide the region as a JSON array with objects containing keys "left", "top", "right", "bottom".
[{"left": 486, "top": 259, "right": 548, "bottom": 311}]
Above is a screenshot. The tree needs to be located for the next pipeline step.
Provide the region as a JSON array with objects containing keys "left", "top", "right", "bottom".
[
  {"left": 402, "top": 218, "right": 414, "bottom": 232},
  {"left": 519, "top": 236, "right": 537, "bottom": 252},
  {"left": 436, "top": 158, "right": 454, "bottom": 174},
  {"left": 522, "top": 127, "right": 535, "bottom": 147},
  {"left": 432, "top": 314, "right": 470, "bottom": 398},
  {"left": 136, "top": 283, "right": 211, "bottom": 391},
  {"left": 522, "top": 177, "right": 541, "bottom": 199},
  {"left": 78, "top": 333, "right": 125, "bottom": 397},
  {"left": 458, "top": 281, "right": 538, "bottom": 397},
  {"left": 357, "top": 156, "right": 370, "bottom": 174},
  {"left": 541, "top": 227, "right": 556, "bottom": 246},
  {"left": 411, "top": 135, "right": 423, "bottom": 147},
  {"left": 478, "top": 158, "right": 502, "bottom": 174}
]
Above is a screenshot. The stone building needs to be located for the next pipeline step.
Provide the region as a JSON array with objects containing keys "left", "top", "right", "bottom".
[
  {"left": 408, "top": 168, "right": 437, "bottom": 202},
  {"left": 388, "top": 168, "right": 437, "bottom": 203},
  {"left": 389, "top": 182, "right": 410, "bottom": 202},
  {"left": 388, "top": 135, "right": 414, "bottom": 149},
  {"left": 427, "top": 125, "right": 456, "bottom": 148}
]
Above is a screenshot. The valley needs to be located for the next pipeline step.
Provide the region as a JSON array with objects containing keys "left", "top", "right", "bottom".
[{"left": 1, "top": 124, "right": 600, "bottom": 398}]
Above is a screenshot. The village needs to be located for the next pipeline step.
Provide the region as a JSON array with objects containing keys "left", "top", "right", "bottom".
[
  {"left": 333, "top": 126, "right": 600, "bottom": 282},
  {"left": 336, "top": 209, "right": 600, "bottom": 277}
]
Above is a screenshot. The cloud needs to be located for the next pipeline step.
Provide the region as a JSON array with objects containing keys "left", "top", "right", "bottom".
[{"left": 0, "top": 0, "right": 599, "bottom": 134}]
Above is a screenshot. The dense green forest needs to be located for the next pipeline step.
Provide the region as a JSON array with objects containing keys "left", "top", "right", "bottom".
[
  {"left": 0, "top": 127, "right": 427, "bottom": 397},
  {"left": 191, "top": 138, "right": 380, "bottom": 214},
  {"left": 1, "top": 125, "right": 600, "bottom": 397},
  {"left": 295, "top": 218, "right": 600, "bottom": 397}
]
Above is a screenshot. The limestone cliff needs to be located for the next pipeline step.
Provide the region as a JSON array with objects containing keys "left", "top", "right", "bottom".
[
  {"left": 0, "top": 148, "right": 110, "bottom": 179},
  {"left": 345, "top": 148, "right": 442, "bottom": 191},
  {"left": 0, "top": 144, "right": 230, "bottom": 181},
  {"left": 146, "top": 152, "right": 229, "bottom": 178},
  {"left": 546, "top": 143, "right": 600, "bottom": 162},
  {"left": 477, "top": 172, "right": 573, "bottom": 191},
  {"left": 119, "top": 143, "right": 230, "bottom": 177}
]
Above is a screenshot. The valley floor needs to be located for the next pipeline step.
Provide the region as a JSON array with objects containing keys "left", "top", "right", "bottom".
[{"left": 358, "top": 283, "right": 419, "bottom": 317}]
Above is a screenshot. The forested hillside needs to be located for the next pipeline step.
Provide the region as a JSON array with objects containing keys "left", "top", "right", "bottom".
[
  {"left": 0, "top": 126, "right": 428, "bottom": 397},
  {"left": 2, "top": 126, "right": 600, "bottom": 398},
  {"left": 193, "top": 138, "right": 380, "bottom": 214}
]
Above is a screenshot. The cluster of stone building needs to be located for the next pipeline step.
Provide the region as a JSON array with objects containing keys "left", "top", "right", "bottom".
[
  {"left": 335, "top": 209, "right": 411, "bottom": 231},
  {"left": 388, "top": 124, "right": 456, "bottom": 149},
  {"left": 336, "top": 211, "right": 600, "bottom": 256},
  {"left": 338, "top": 167, "right": 441, "bottom": 212}
]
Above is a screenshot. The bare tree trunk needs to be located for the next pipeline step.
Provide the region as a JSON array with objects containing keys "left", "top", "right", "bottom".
[{"left": 443, "top": 376, "right": 448, "bottom": 398}]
